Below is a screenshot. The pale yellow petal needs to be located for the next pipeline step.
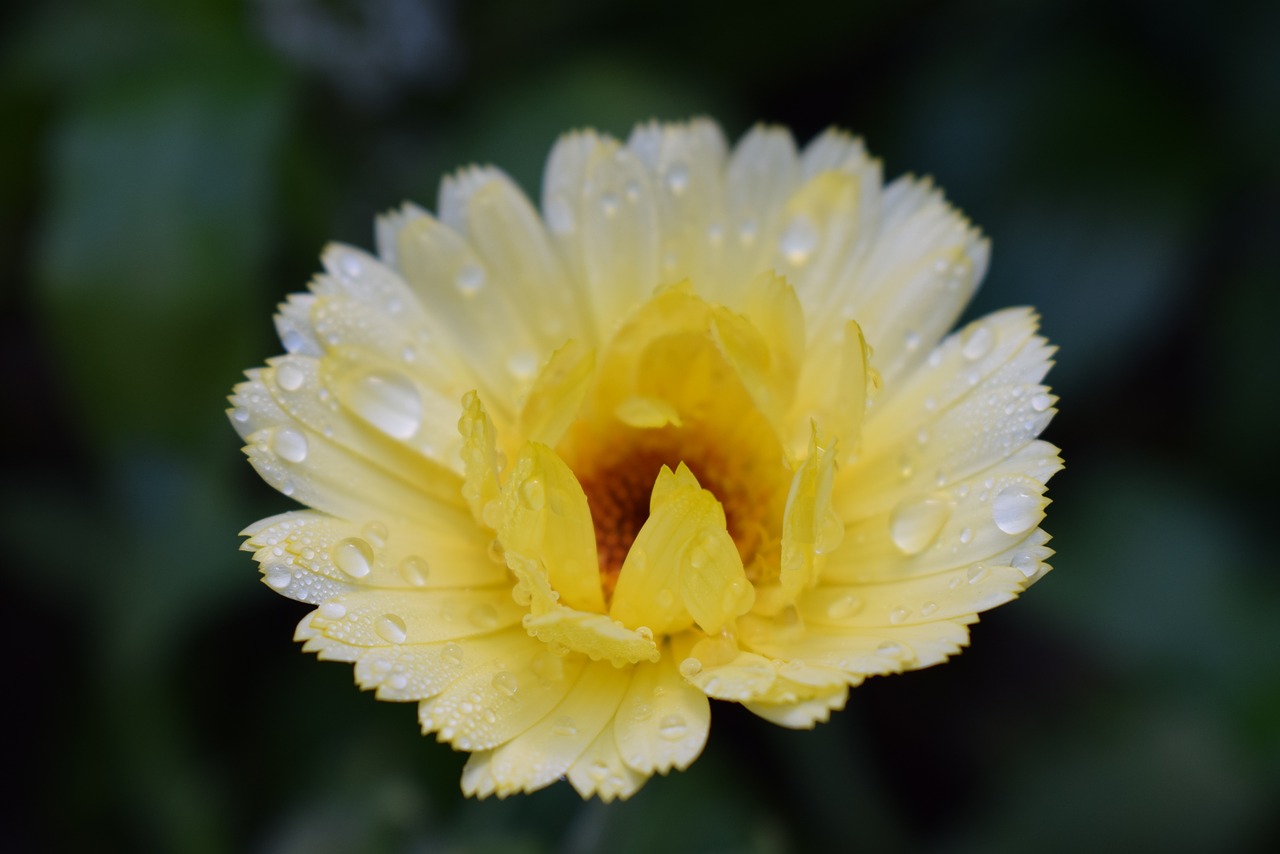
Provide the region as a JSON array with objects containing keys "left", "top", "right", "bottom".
[
  {"left": 480, "top": 659, "right": 632, "bottom": 797},
  {"left": 518, "top": 339, "right": 595, "bottom": 447},
  {"left": 779, "top": 428, "right": 843, "bottom": 601},
  {"left": 566, "top": 725, "right": 646, "bottom": 802},
  {"left": 744, "top": 683, "right": 849, "bottom": 729},
  {"left": 358, "top": 626, "right": 533, "bottom": 702},
  {"left": 305, "top": 587, "right": 521, "bottom": 647},
  {"left": 609, "top": 464, "right": 754, "bottom": 635},
  {"left": 715, "top": 125, "right": 801, "bottom": 298},
  {"left": 242, "top": 509, "right": 504, "bottom": 597},
  {"left": 786, "top": 318, "right": 871, "bottom": 460},
  {"left": 421, "top": 638, "right": 587, "bottom": 752},
  {"left": 498, "top": 442, "right": 605, "bottom": 614},
  {"left": 459, "top": 391, "right": 504, "bottom": 528},
  {"left": 739, "top": 612, "right": 971, "bottom": 677},
  {"left": 614, "top": 647, "right": 711, "bottom": 776}
]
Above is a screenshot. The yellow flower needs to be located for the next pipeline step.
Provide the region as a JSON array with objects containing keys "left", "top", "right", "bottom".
[{"left": 231, "top": 119, "right": 1061, "bottom": 800}]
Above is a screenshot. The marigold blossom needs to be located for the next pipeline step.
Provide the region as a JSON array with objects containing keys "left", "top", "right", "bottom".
[{"left": 231, "top": 119, "right": 1061, "bottom": 800}]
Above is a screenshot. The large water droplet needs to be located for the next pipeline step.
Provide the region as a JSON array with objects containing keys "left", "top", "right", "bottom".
[
  {"left": 319, "top": 601, "right": 347, "bottom": 619},
  {"left": 1011, "top": 550, "right": 1040, "bottom": 577},
  {"left": 399, "top": 555, "right": 430, "bottom": 586},
  {"left": 779, "top": 214, "right": 820, "bottom": 265},
  {"left": 375, "top": 613, "right": 408, "bottom": 644},
  {"left": 281, "top": 329, "right": 306, "bottom": 353},
  {"left": 961, "top": 324, "right": 994, "bottom": 360},
  {"left": 333, "top": 537, "right": 374, "bottom": 578},
  {"left": 992, "top": 484, "right": 1042, "bottom": 535},
  {"left": 348, "top": 371, "right": 422, "bottom": 440},
  {"left": 276, "top": 363, "right": 305, "bottom": 392},
  {"left": 658, "top": 715, "right": 688, "bottom": 740},
  {"left": 889, "top": 494, "right": 952, "bottom": 555},
  {"left": 272, "top": 427, "right": 308, "bottom": 463},
  {"left": 264, "top": 567, "right": 292, "bottom": 589},
  {"left": 1031, "top": 392, "right": 1053, "bottom": 412},
  {"left": 492, "top": 671, "right": 519, "bottom": 697}
]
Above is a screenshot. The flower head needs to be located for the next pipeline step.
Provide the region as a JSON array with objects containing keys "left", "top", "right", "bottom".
[{"left": 231, "top": 119, "right": 1061, "bottom": 800}]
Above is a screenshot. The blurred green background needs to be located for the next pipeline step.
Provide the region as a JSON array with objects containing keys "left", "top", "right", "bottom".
[{"left": 5, "top": 0, "right": 1278, "bottom": 851}]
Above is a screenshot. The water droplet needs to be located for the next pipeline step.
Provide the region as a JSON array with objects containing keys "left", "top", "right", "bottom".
[
  {"left": 889, "top": 606, "right": 911, "bottom": 624},
  {"left": 904, "top": 330, "right": 921, "bottom": 352},
  {"left": 826, "top": 594, "right": 863, "bottom": 620},
  {"left": 545, "top": 196, "right": 574, "bottom": 234},
  {"left": 961, "top": 324, "right": 994, "bottom": 360},
  {"left": 388, "top": 674, "right": 408, "bottom": 691},
  {"left": 455, "top": 262, "right": 486, "bottom": 295},
  {"left": 600, "top": 191, "right": 619, "bottom": 217},
  {"left": 779, "top": 214, "right": 820, "bottom": 265},
  {"left": 738, "top": 219, "right": 758, "bottom": 245},
  {"left": 992, "top": 484, "right": 1041, "bottom": 535},
  {"left": 399, "top": 555, "right": 429, "bottom": 586},
  {"left": 532, "top": 650, "right": 564, "bottom": 682},
  {"left": 507, "top": 351, "right": 538, "bottom": 380},
  {"left": 520, "top": 478, "right": 546, "bottom": 510},
  {"left": 636, "top": 626, "right": 654, "bottom": 641},
  {"left": 469, "top": 603, "right": 499, "bottom": 629},
  {"left": 876, "top": 641, "right": 904, "bottom": 657},
  {"left": 272, "top": 427, "right": 308, "bottom": 463},
  {"left": 333, "top": 537, "right": 374, "bottom": 578},
  {"left": 1011, "top": 551, "right": 1040, "bottom": 577},
  {"left": 889, "top": 494, "right": 952, "bottom": 555},
  {"left": 658, "top": 715, "right": 688, "bottom": 740},
  {"left": 921, "top": 601, "right": 939, "bottom": 617},
  {"left": 375, "top": 614, "right": 408, "bottom": 644},
  {"left": 338, "top": 252, "right": 362, "bottom": 278},
  {"left": 231, "top": 407, "right": 249, "bottom": 423},
  {"left": 967, "top": 564, "right": 990, "bottom": 584},
  {"left": 281, "top": 329, "right": 306, "bottom": 353},
  {"left": 276, "top": 363, "right": 305, "bottom": 391},
  {"left": 678, "top": 658, "right": 702, "bottom": 678},
  {"left": 959, "top": 527, "right": 973, "bottom": 544},
  {"left": 552, "top": 716, "right": 577, "bottom": 736},
  {"left": 442, "top": 643, "right": 464, "bottom": 666},
  {"left": 1031, "top": 392, "right": 1053, "bottom": 412},
  {"left": 362, "top": 521, "right": 389, "bottom": 547},
  {"left": 492, "top": 671, "right": 519, "bottom": 697},
  {"left": 665, "top": 163, "right": 689, "bottom": 194},
  {"left": 319, "top": 601, "right": 347, "bottom": 619},
  {"left": 347, "top": 370, "right": 422, "bottom": 440},
  {"left": 264, "top": 567, "right": 292, "bottom": 589},
  {"left": 624, "top": 181, "right": 641, "bottom": 202}
]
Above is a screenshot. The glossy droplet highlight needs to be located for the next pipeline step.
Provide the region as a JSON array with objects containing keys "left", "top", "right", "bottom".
[
  {"left": 333, "top": 537, "right": 374, "bottom": 578},
  {"left": 347, "top": 371, "right": 422, "bottom": 440},
  {"left": 992, "top": 484, "right": 1042, "bottom": 535},
  {"left": 826, "top": 594, "right": 863, "bottom": 620},
  {"left": 272, "top": 427, "right": 308, "bottom": 463},
  {"left": 492, "top": 671, "right": 519, "bottom": 697},
  {"left": 665, "top": 163, "right": 689, "bottom": 194},
  {"left": 779, "top": 214, "right": 820, "bottom": 265},
  {"left": 276, "top": 363, "right": 305, "bottom": 391},
  {"left": 375, "top": 614, "right": 408, "bottom": 644},
  {"left": 889, "top": 494, "right": 952, "bottom": 555},
  {"left": 658, "top": 715, "right": 688, "bottom": 740},
  {"left": 399, "top": 555, "right": 430, "bottom": 586},
  {"left": 520, "top": 478, "right": 546, "bottom": 510},
  {"left": 319, "top": 601, "right": 347, "bottom": 619},
  {"left": 961, "top": 324, "right": 994, "bottom": 360}
]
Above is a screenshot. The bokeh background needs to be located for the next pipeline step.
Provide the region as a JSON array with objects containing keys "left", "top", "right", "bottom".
[{"left": 5, "top": 0, "right": 1278, "bottom": 851}]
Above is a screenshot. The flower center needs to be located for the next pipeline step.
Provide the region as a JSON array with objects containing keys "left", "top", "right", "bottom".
[{"left": 564, "top": 424, "right": 785, "bottom": 603}]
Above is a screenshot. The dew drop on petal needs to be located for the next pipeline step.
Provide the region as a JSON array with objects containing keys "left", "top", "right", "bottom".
[
  {"left": 876, "top": 641, "right": 904, "bottom": 657},
  {"left": 399, "top": 555, "right": 430, "bottom": 586},
  {"left": 455, "top": 262, "right": 486, "bottom": 295},
  {"left": 1011, "top": 551, "right": 1040, "bottom": 577},
  {"left": 319, "top": 601, "right": 347, "bottom": 619},
  {"left": 264, "top": 567, "right": 292, "bottom": 589},
  {"left": 231, "top": 407, "right": 249, "bottom": 423},
  {"left": 665, "top": 163, "right": 689, "bottom": 194},
  {"left": 961, "top": 324, "right": 995, "bottom": 360},
  {"left": 442, "top": 643, "right": 464, "bottom": 666},
  {"left": 333, "top": 537, "right": 374, "bottom": 578},
  {"left": 904, "top": 330, "right": 921, "bottom": 352},
  {"left": 779, "top": 214, "right": 820, "bottom": 265},
  {"left": 658, "top": 715, "right": 688, "bottom": 741},
  {"left": 678, "top": 658, "right": 702, "bottom": 678},
  {"left": 507, "top": 351, "right": 538, "bottom": 380},
  {"left": 276, "top": 363, "right": 305, "bottom": 391},
  {"left": 492, "top": 671, "right": 519, "bottom": 697},
  {"left": 992, "top": 485, "right": 1042, "bottom": 535},
  {"left": 889, "top": 494, "right": 952, "bottom": 555},
  {"left": 348, "top": 371, "right": 422, "bottom": 440},
  {"left": 362, "top": 521, "right": 389, "bottom": 547},
  {"left": 520, "top": 478, "right": 546, "bottom": 510},
  {"left": 967, "top": 564, "right": 990, "bottom": 584},
  {"left": 552, "top": 716, "right": 577, "bottom": 736},
  {"left": 889, "top": 606, "right": 911, "bottom": 624},
  {"left": 1031, "top": 392, "right": 1053, "bottom": 412},
  {"left": 375, "top": 614, "right": 408, "bottom": 644},
  {"left": 281, "top": 329, "right": 306, "bottom": 353},
  {"left": 826, "top": 594, "right": 863, "bottom": 620},
  {"left": 272, "top": 427, "right": 308, "bottom": 463},
  {"left": 469, "top": 603, "right": 499, "bottom": 630},
  {"left": 921, "top": 601, "right": 939, "bottom": 617}
]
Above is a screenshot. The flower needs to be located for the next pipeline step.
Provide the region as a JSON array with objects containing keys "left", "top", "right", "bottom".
[{"left": 231, "top": 119, "right": 1061, "bottom": 801}]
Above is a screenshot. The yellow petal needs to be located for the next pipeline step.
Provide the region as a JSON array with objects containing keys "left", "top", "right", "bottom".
[
  {"left": 609, "top": 464, "right": 755, "bottom": 635},
  {"left": 787, "top": 318, "right": 871, "bottom": 461},
  {"left": 779, "top": 427, "right": 843, "bottom": 602},
  {"left": 614, "top": 646, "right": 711, "bottom": 776},
  {"left": 566, "top": 725, "right": 646, "bottom": 802},
  {"left": 517, "top": 339, "right": 595, "bottom": 447},
  {"left": 458, "top": 391, "right": 503, "bottom": 529}
]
